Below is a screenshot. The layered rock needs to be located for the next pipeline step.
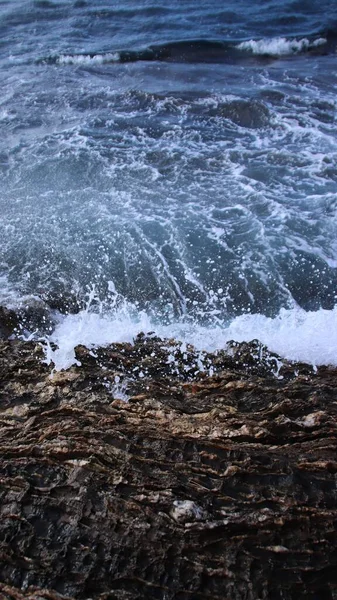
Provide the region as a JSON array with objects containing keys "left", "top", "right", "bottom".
[{"left": 0, "top": 334, "right": 336, "bottom": 600}]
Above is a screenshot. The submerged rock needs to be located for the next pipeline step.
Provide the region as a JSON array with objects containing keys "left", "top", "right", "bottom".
[{"left": 0, "top": 333, "right": 336, "bottom": 600}]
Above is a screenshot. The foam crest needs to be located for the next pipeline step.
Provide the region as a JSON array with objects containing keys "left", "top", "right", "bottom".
[
  {"left": 57, "top": 53, "right": 120, "bottom": 65},
  {"left": 237, "top": 36, "right": 326, "bottom": 56},
  {"left": 45, "top": 305, "right": 337, "bottom": 371}
]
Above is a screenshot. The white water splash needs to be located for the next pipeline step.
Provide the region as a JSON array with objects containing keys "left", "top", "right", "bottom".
[
  {"left": 44, "top": 305, "right": 153, "bottom": 371},
  {"left": 44, "top": 305, "right": 337, "bottom": 371}
]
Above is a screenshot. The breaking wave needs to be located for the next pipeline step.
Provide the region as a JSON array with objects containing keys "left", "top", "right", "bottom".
[
  {"left": 57, "top": 53, "right": 120, "bottom": 65},
  {"left": 44, "top": 303, "right": 337, "bottom": 371},
  {"left": 236, "top": 36, "right": 326, "bottom": 57},
  {"left": 41, "top": 31, "right": 337, "bottom": 66}
]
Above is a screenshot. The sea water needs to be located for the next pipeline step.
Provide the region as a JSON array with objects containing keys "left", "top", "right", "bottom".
[{"left": 1, "top": 0, "right": 337, "bottom": 368}]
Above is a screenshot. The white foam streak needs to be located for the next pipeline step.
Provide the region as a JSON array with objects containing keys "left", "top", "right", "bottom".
[
  {"left": 237, "top": 37, "right": 326, "bottom": 56},
  {"left": 45, "top": 306, "right": 337, "bottom": 371}
]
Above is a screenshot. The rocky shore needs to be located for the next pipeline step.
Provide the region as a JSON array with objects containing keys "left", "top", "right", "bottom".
[{"left": 0, "top": 307, "right": 336, "bottom": 599}]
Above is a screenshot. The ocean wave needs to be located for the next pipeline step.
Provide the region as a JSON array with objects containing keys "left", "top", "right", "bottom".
[
  {"left": 43, "top": 40, "right": 230, "bottom": 66},
  {"left": 41, "top": 31, "right": 337, "bottom": 66},
  {"left": 43, "top": 304, "right": 337, "bottom": 371}
]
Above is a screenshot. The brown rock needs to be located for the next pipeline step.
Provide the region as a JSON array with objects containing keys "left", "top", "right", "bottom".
[{"left": 0, "top": 335, "right": 337, "bottom": 600}]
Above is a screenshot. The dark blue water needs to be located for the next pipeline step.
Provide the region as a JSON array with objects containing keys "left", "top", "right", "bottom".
[{"left": 1, "top": 0, "right": 337, "bottom": 364}]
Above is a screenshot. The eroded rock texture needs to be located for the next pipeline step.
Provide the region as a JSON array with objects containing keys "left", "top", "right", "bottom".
[{"left": 0, "top": 337, "right": 336, "bottom": 600}]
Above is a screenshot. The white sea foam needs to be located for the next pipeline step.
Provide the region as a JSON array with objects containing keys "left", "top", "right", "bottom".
[
  {"left": 44, "top": 305, "right": 153, "bottom": 371},
  {"left": 237, "top": 37, "right": 326, "bottom": 56},
  {"left": 57, "top": 53, "right": 120, "bottom": 65},
  {"left": 44, "top": 305, "right": 337, "bottom": 371}
]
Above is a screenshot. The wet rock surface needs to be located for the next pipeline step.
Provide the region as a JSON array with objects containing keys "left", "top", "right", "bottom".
[{"left": 0, "top": 335, "right": 336, "bottom": 600}]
